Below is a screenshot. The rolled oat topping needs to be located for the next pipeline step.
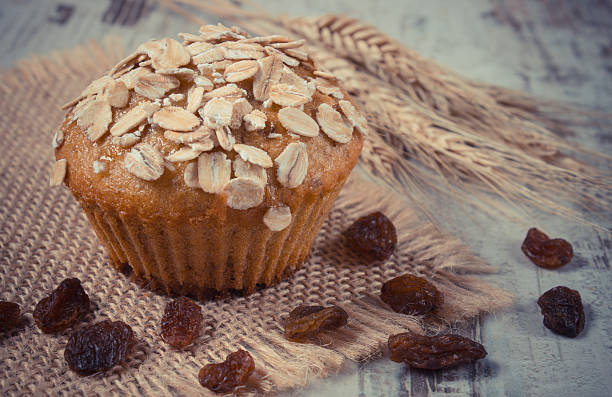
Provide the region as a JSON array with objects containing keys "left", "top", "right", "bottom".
[
  {"left": 52, "top": 129, "right": 64, "bottom": 149},
  {"left": 59, "top": 23, "right": 361, "bottom": 227},
  {"left": 124, "top": 143, "right": 165, "bottom": 181},
  {"left": 152, "top": 106, "right": 200, "bottom": 131},
  {"left": 198, "top": 151, "right": 231, "bottom": 194},
  {"left": 183, "top": 162, "right": 199, "bottom": 188},
  {"left": 263, "top": 206, "right": 292, "bottom": 231},
  {"left": 223, "top": 177, "right": 265, "bottom": 210},
  {"left": 224, "top": 59, "right": 259, "bottom": 82},
  {"left": 316, "top": 103, "right": 353, "bottom": 143},
  {"left": 233, "top": 157, "right": 267, "bottom": 186},
  {"left": 275, "top": 142, "right": 308, "bottom": 188},
  {"left": 234, "top": 144, "right": 273, "bottom": 168},
  {"left": 278, "top": 107, "right": 319, "bottom": 137},
  {"left": 49, "top": 159, "right": 67, "bottom": 187}
]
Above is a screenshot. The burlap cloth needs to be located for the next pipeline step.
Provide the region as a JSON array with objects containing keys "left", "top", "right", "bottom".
[{"left": 0, "top": 39, "right": 512, "bottom": 396}]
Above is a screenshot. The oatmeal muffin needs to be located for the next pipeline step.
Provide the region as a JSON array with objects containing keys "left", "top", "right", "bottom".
[{"left": 50, "top": 24, "right": 366, "bottom": 294}]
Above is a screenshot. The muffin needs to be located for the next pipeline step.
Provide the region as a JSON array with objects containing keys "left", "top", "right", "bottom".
[{"left": 51, "top": 24, "right": 366, "bottom": 295}]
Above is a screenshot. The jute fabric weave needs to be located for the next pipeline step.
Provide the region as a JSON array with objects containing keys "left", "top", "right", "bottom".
[{"left": 0, "top": 39, "right": 511, "bottom": 396}]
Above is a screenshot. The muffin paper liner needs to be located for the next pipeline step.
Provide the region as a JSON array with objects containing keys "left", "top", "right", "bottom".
[{"left": 78, "top": 184, "right": 344, "bottom": 295}]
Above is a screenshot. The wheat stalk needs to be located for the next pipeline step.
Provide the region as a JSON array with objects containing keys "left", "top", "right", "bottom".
[
  {"left": 159, "top": 0, "right": 611, "bottom": 226},
  {"left": 278, "top": 15, "right": 611, "bottom": 161}
]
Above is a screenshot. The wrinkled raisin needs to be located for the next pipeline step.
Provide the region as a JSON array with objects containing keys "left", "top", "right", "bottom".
[
  {"left": 33, "top": 278, "right": 90, "bottom": 333},
  {"left": 161, "top": 296, "right": 203, "bottom": 348},
  {"left": 537, "top": 286, "right": 585, "bottom": 337},
  {"left": 0, "top": 301, "right": 21, "bottom": 332},
  {"left": 64, "top": 320, "right": 134, "bottom": 375},
  {"left": 198, "top": 349, "right": 255, "bottom": 393},
  {"left": 345, "top": 211, "right": 397, "bottom": 261},
  {"left": 284, "top": 305, "right": 348, "bottom": 341},
  {"left": 381, "top": 274, "right": 443, "bottom": 315},
  {"left": 521, "top": 228, "right": 573, "bottom": 269},
  {"left": 388, "top": 332, "right": 487, "bottom": 369}
]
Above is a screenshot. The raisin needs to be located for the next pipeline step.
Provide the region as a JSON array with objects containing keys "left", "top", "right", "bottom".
[
  {"left": 380, "top": 274, "right": 443, "bottom": 315},
  {"left": 284, "top": 305, "right": 348, "bottom": 341},
  {"left": 537, "top": 286, "right": 585, "bottom": 337},
  {"left": 64, "top": 320, "right": 134, "bottom": 375},
  {"left": 33, "top": 278, "right": 90, "bottom": 333},
  {"left": 198, "top": 349, "right": 255, "bottom": 393},
  {"left": 161, "top": 296, "right": 203, "bottom": 348},
  {"left": 521, "top": 228, "right": 573, "bottom": 269},
  {"left": 344, "top": 211, "right": 397, "bottom": 261},
  {"left": 0, "top": 301, "right": 21, "bottom": 332},
  {"left": 388, "top": 332, "right": 487, "bottom": 370}
]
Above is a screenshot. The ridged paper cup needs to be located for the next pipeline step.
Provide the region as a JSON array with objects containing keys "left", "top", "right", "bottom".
[{"left": 76, "top": 182, "right": 345, "bottom": 295}]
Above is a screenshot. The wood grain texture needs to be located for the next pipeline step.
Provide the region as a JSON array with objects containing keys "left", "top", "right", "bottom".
[{"left": 0, "top": 1, "right": 610, "bottom": 396}]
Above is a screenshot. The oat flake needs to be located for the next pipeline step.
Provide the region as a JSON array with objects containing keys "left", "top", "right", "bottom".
[
  {"left": 187, "top": 87, "right": 204, "bottom": 113},
  {"left": 223, "top": 177, "right": 265, "bottom": 210},
  {"left": 152, "top": 106, "right": 200, "bottom": 131},
  {"left": 118, "top": 67, "right": 154, "bottom": 90},
  {"left": 203, "top": 84, "right": 244, "bottom": 101},
  {"left": 184, "top": 162, "right": 199, "bottom": 188},
  {"left": 339, "top": 100, "right": 368, "bottom": 135},
  {"left": 264, "top": 46, "right": 300, "bottom": 67},
  {"left": 194, "top": 76, "right": 214, "bottom": 91},
  {"left": 278, "top": 107, "right": 319, "bottom": 137},
  {"left": 107, "top": 81, "right": 129, "bottom": 108},
  {"left": 263, "top": 206, "right": 292, "bottom": 231},
  {"left": 124, "top": 143, "right": 165, "bottom": 181},
  {"left": 316, "top": 103, "right": 353, "bottom": 143},
  {"left": 151, "top": 38, "right": 191, "bottom": 71},
  {"left": 52, "top": 129, "right": 64, "bottom": 149},
  {"left": 224, "top": 60, "right": 259, "bottom": 82},
  {"left": 110, "top": 102, "right": 159, "bottom": 137},
  {"left": 275, "top": 142, "right": 308, "bottom": 188},
  {"left": 166, "top": 147, "right": 203, "bottom": 162},
  {"left": 111, "top": 133, "right": 140, "bottom": 148},
  {"left": 230, "top": 98, "right": 253, "bottom": 129},
  {"left": 233, "top": 157, "right": 267, "bottom": 186},
  {"left": 199, "top": 98, "right": 233, "bottom": 128},
  {"left": 164, "top": 127, "right": 212, "bottom": 144},
  {"left": 49, "top": 159, "right": 67, "bottom": 187},
  {"left": 186, "top": 41, "right": 213, "bottom": 55},
  {"left": 270, "top": 40, "right": 306, "bottom": 49},
  {"left": 234, "top": 144, "right": 273, "bottom": 168},
  {"left": 269, "top": 83, "right": 310, "bottom": 107},
  {"left": 215, "top": 126, "right": 236, "bottom": 151},
  {"left": 253, "top": 55, "right": 282, "bottom": 101},
  {"left": 75, "top": 99, "right": 112, "bottom": 142},
  {"left": 198, "top": 151, "right": 231, "bottom": 193},
  {"left": 134, "top": 73, "right": 180, "bottom": 100},
  {"left": 244, "top": 110, "right": 267, "bottom": 131}
]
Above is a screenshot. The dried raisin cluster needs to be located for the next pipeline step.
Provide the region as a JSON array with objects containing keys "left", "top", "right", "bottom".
[
  {"left": 345, "top": 211, "right": 397, "bottom": 261},
  {"left": 537, "top": 286, "right": 585, "bottom": 337},
  {"left": 64, "top": 320, "right": 134, "bottom": 375},
  {"left": 33, "top": 278, "right": 91, "bottom": 333},
  {"left": 198, "top": 349, "right": 255, "bottom": 393},
  {"left": 521, "top": 228, "right": 573, "bottom": 269},
  {"left": 0, "top": 301, "right": 21, "bottom": 332},
  {"left": 380, "top": 274, "right": 443, "bottom": 315},
  {"left": 284, "top": 305, "right": 349, "bottom": 341},
  {"left": 388, "top": 332, "right": 487, "bottom": 369}
]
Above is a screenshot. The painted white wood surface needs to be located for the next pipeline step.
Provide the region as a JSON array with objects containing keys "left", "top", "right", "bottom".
[{"left": 1, "top": 1, "right": 610, "bottom": 396}]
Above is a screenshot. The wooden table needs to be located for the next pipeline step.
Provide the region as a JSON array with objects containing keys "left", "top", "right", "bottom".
[{"left": 2, "top": 1, "right": 610, "bottom": 396}]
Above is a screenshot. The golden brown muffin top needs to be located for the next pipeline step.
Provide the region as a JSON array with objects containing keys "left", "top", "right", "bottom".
[{"left": 53, "top": 24, "right": 367, "bottom": 229}]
